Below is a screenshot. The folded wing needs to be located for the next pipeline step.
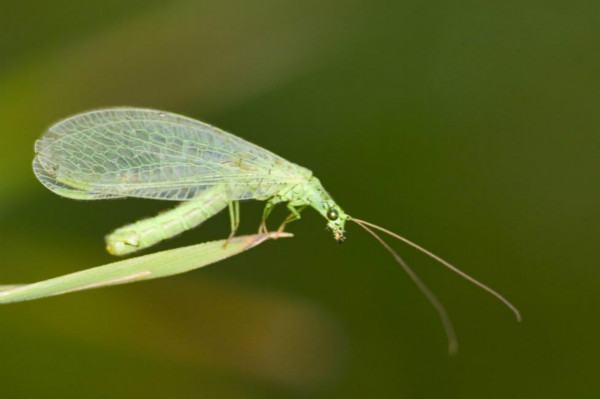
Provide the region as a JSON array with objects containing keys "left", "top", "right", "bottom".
[{"left": 33, "top": 108, "right": 309, "bottom": 201}]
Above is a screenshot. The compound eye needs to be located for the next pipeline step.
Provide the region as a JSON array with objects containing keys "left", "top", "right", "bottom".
[{"left": 327, "top": 208, "right": 339, "bottom": 221}]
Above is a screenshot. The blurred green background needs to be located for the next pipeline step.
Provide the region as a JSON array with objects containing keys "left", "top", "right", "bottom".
[{"left": 1, "top": 0, "right": 598, "bottom": 397}]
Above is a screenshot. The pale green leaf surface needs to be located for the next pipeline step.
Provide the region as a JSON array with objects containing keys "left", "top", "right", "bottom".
[{"left": 0, "top": 232, "right": 291, "bottom": 304}]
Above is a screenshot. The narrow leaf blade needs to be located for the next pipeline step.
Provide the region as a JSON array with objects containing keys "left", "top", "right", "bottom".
[{"left": 0, "top": 232, "right": 291, "bottom": 304}]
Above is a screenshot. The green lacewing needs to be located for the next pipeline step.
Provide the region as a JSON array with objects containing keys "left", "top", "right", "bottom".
[{"left": 32, "top": 108, "right": 520, "bottom": 352}]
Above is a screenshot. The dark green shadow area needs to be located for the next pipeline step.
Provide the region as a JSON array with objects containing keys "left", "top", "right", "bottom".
[{"left": 1, "top": 0, "right": 599, "bottom": 398}]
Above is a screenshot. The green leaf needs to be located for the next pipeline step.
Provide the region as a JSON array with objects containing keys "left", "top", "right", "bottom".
[{"left": 0, "top": 232, "right": 291, "bottom": 304}]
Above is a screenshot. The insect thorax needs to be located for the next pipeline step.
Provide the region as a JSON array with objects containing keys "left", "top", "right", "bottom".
[
  {"left": 226, "top": 162, "right": 312, "bottom": 202},
  {"left": 277, "top": 177, "right": 336, "bottom": 213}
]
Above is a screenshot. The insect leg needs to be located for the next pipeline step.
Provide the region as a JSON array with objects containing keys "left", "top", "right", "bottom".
[
  {"left": 234, "top": 200, "right": 240, "bottom": 229},
  {"left": 223, "top": 201, "right": 241, "bottom": 248},
  {"left": 259, "top": 197, "right": 282, "bottom": 234},
  {"left": 277, "top": 204, "right": 307, "bottom": 233},
  {"left": 258, "top": 203, "right": 272, "bottom": 234},
  {"left": 228, "top": 201, "right": 241, "bottom": 238}
]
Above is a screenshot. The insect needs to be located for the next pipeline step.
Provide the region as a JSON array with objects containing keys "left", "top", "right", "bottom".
[{"left": 33, "top": 108, "right": 520, "bottom": 352}]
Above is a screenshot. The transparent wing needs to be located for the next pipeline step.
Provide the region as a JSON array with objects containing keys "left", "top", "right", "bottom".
[{"left": 33, "top": 108, "right": 310, "bottom": 201}]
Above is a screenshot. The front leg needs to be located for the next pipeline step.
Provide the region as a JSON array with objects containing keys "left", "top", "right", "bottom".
[{"left": 277, "top": 204, "right": 307, "bottom": 233}]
